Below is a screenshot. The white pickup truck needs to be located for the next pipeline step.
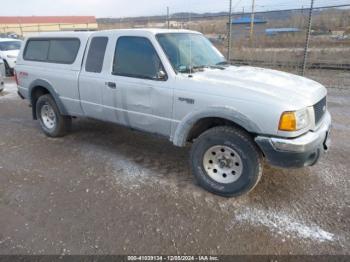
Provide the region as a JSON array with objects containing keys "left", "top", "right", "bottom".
[
  {"left": 0, "top": 38, "right": 22, "bottom": 76},
  {"left": 15, "top": 29, "right": 331, "bottom": 197}
]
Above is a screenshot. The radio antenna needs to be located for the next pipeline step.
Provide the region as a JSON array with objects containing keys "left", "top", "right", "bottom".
[{"left": 189, "top": 6, "right": 193, "bottom": 76}]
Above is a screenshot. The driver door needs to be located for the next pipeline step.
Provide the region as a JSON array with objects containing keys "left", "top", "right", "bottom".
[{"left": 103, "top": 36, "right": 173, "bottom": 137}]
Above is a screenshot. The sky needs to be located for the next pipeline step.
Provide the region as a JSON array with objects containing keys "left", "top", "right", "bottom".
[{"left": 0, "top": 0, "right": 349, "bottom": 18}]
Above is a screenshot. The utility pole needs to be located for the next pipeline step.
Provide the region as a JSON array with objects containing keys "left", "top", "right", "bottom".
[
  {"left": 301, "top": 0, "right": 314, "bottom": 76},
  {"left": 19, "top": 24, "right": 23, "bottom": 37},
  {"left": 167, "top": 7, "right": 170, "bottom": 29},
  {"left": 249, "top": 0, "right": 256, "bottom": 42},
  {"left": 227, "top": 0, "right": 233, "bottom": 60}
]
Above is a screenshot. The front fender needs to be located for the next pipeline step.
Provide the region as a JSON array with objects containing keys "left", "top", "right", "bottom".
[{"left": 172, "top": 106, "right": 261, "bottom": 147}]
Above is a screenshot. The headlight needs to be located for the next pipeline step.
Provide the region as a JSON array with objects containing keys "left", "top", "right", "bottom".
[
  {"left": 7, "top": 55, "right": 17, "bottom": 59},
  {"left": 279, "top": 108, "right": 310, "bottom": 131}
]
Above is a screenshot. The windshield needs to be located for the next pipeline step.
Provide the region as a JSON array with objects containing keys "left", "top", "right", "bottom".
[
  {"left": 156, "top": 33, "right": 227, "bottom": 73},
  {"left": 0, "top": 41, "right": 21, "bottom": 51}
]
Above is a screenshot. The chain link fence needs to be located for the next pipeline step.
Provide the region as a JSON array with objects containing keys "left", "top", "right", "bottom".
[
  {"left": 224, "top": 2, "right": 350, "bottom": 89},
  {"left": 97, "top": 1, "right": 350, "bottom": 88}
]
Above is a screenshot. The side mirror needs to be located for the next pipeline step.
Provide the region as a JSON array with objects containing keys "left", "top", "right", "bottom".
[{"left": 157, "top": 70, "right": 167, "bottom": 81}]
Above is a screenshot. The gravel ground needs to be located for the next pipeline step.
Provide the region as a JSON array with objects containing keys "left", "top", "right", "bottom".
[{"left": 0, "top": 78, "right": 349, "bottom": 255}]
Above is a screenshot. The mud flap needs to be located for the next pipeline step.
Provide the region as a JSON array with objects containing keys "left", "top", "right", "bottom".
[{"left": 324, "top": 130, "right": 331, "bottom": 151}]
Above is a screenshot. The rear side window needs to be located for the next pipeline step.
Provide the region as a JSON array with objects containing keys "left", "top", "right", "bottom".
[
  {"left": 24, "top": 38, "right": 80, "bottom": 64},
  {"left": 85, "top": 37, "right": 108, "bottom": 73},
  {"left": 24, "top": 40, "right": 50, "bottom": 61},
  {"left": 47, "top": 39, "right": 80, "bottom": 64}
]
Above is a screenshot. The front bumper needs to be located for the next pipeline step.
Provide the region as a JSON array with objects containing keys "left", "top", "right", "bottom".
[{"left": 255, "top": 112, "right": 331, "bottom": 168}]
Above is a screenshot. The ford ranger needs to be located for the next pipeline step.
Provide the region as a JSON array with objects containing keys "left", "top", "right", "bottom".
[{"left": 15, "top": 29, "right": 331, "bottom": 197}]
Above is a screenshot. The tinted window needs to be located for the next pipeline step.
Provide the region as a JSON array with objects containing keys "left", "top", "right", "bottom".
[
  {"left": 85, "top": 37, "right": 108, "bottom": 73},
  {"left": 0, "top": 41, "right": 21, "bottom": 51},
  {"left": 24, "top": 40, "right": 50, "bottom": 61},
  {"left": 113, "top": 37, "right": 163, "bottom": 80},
  {"left": 24, "top": 38, "right": 80, "bottom": 64},
  {"left": 47, "top": 39, "right": 80, "bottom": 64}
]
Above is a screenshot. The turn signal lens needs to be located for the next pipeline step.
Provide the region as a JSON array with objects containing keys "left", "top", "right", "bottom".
[{"left": 279, "top": 112, "right": 296, "bottom": 131}]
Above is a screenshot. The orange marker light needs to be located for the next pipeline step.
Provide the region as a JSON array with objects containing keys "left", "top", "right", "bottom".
[{"left": 279, "top": 112, "right": 297, "bottom": 131}]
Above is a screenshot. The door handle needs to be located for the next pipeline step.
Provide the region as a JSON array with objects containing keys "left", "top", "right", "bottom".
[{"left": 106, "top": 82, "right": 117, "bottom": 89}]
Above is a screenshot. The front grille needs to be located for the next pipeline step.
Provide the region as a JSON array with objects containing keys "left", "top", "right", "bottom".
[{"left": 313, "top": 96, "right": 327, "bottom": 125}]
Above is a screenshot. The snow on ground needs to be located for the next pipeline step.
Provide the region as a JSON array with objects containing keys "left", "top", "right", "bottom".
[
  {"left": 229, "top": 207, "right": 335, "bottom": 243},
  {"left": 0, "top": 81, "right": 18, "bottom": 101},
  {"left": 83, "top": 143, "right": 337, "bottom": 244},
  {"left": 85, "top": 142, "right": 341, "bottom": 243}
]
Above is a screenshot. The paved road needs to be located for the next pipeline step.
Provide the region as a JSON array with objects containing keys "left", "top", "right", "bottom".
[{"left": 0, "top": 79, "right": 349, "bottom": 255}]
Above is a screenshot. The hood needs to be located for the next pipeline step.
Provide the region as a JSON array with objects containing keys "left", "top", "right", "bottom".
[
  {"left": 191, "top": 66, "right": 327, "bottom": 108},
  {"left": 0, "top": 50, "right": 20, "bottom": 59}
]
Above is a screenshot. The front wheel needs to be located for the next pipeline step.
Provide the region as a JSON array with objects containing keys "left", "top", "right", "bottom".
[
  {"left": 36, "top": 94, "right": 71, "bottom": 137},
  {"left": 190, "top": 126, "right": 263, "bottom": 197}
]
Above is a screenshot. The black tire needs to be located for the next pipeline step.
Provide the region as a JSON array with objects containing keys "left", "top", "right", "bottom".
[
  {"left": 190, "top": 126, "right": 263, "bottom": 197},
  {"left": 35, "top": 94, "right": 71, "bottom": 137}
]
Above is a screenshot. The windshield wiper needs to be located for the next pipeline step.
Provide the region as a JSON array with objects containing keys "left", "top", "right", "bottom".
[
  {"left": 209, "top": 65, "right": 226, "bottom": 70},
  {"left": 177, "top": 65, "right": 205, "bottom": 74},
  {"left": 192, "top": 65, "right": 207, "bottom": 70},
  {"left": 177, "top": 64, "right": 226, "bottom": 74},
  {"left": 216, "top": 61, "right": 230, "bottom": 66},
  {"left": 193, "top": 65, "right": 227, "bottom": 70}
]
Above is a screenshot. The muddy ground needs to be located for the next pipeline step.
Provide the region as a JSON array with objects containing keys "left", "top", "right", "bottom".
[{"left": 0, "top": 77, "right": 349, "bottom": 255}]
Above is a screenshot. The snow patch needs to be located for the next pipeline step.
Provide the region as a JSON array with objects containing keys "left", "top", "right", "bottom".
[
  {"left": 82, "top": 148, "right": 154, "bottom": 189},
  {"left": 109, "top": 157, "right": 151, "bottom": 186},
  {"left": 0, "top": 82, "right": 18, "bottom": 100},
  {"left": 230, "top": 207, "right": 334, "bottom": 242}
]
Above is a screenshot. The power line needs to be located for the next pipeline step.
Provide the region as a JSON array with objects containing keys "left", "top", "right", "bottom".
[
  {"left": 96, "top": 3, "right": 350, "bottom": 23},
  {"left": 241, "top": 0, "right": 350, "bottom": 11},
  {"left": 1, "top": 3, "right": 349, "bottom": 31}
]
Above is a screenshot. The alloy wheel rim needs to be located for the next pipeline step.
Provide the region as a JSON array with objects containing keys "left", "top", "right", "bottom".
[
  {"left": 41, "top": 104, "right": 56, "bottom": 129},
  {"left": 203, "top": 145, "right": 243, "bottom": 184}
]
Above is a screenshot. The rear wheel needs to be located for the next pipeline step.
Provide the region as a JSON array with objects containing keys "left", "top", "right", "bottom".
[
  {"left": 190, "top": 126, "right": 263, "bottom": 197},
  {"left": 36, "top": 94, "right": 71, "bottom": 137}
]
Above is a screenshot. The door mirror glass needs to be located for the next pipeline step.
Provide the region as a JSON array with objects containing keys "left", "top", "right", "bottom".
[{"left": 157, "top": 70, "right": 167, "bottom": 81}]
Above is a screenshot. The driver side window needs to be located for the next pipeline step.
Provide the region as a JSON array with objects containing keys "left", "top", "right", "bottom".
[{"left": 112, "top": 36, "right": 166, "bottom": 80}]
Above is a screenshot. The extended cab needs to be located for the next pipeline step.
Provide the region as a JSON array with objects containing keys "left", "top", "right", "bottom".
[{"left": 15, "top": 29, "right": 331, "bottom": 197}]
